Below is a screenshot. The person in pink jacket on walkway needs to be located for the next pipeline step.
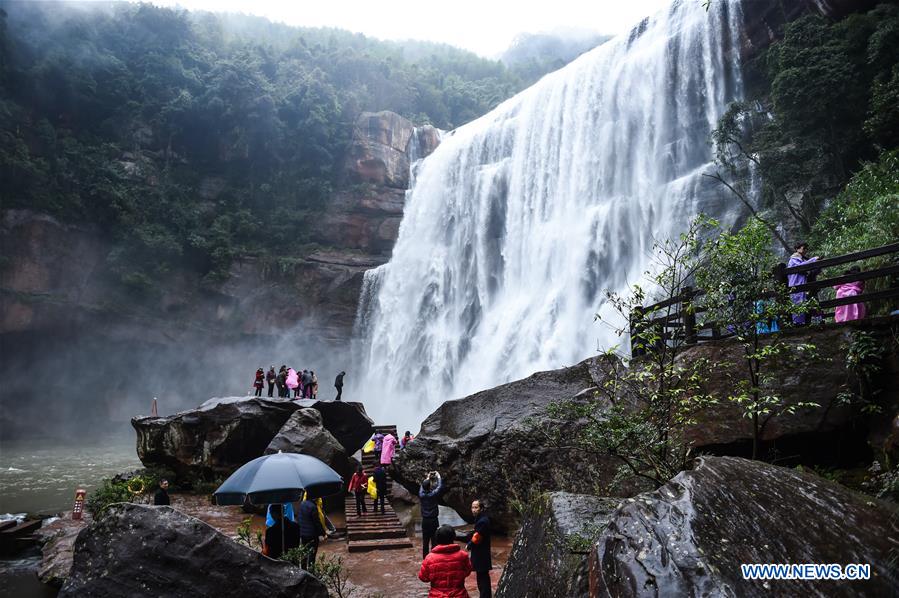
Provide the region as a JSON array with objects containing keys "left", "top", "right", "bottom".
[
  {"left": 834, "top": 266, "right": 866, "bottom": 323},
  {"left": 381, "top": 432, "right": 397, "bottom": 465}
]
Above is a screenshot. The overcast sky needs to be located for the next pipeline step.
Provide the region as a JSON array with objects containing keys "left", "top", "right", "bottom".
[{"left": 141, "top": 0, "right": 673, "bottom": 57}]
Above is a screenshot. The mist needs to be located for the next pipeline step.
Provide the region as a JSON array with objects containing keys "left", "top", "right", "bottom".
[{"left": 0, "top": 320, "right": 350, "bottom": 442}]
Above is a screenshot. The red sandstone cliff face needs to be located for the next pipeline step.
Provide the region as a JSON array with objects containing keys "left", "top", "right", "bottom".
[{"left": 0, "top": 111, "right": 440, "bottom": 345}]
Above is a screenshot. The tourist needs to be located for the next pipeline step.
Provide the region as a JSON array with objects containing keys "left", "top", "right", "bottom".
[
  {"left": 401, "top": 431, "right": 415, "bottom": 449},
  {"left": 311, "top": 371, "right": 319, "bottom": 399},
  {"left": 302, "top": 369, "right": 312, "bottom": 399},
  {"left": 277, "top": 365, "right": 287, "bottom": 397},
  {"left": 418, "top": 524, "right": 472, "bottom": 597},
  {"left": 381, "top": 431, "right": 397, "bottom": 466},
  {"left": 297, "top": 496, "right": 326, "bottom": 569},
  {"left": 464, "top": 499, "right": 492, "bottom": 598},
  {"left": 348, "top": 465, "right": 369, "bottom": 517},
  {"left": 834, "top": 266, "right": 866, "bottom": 323},
  {"left": 334, "top": 370, "right": 346, "bottom": 401},
  {"left": 265, "top": 503, "right": 295, "bottom": 528},
  {"left": 787, "top": 242, "right": 820, "bottom": 325},
  {"left": 265, "top": 504, "right": 301, "bottom": 560},
  {"left": 253, "top": 367, "right": 265, "bottom": 397},
  {"left": 373, "top": 431, "right": 385, "bottom": 463},
  {"left": 286, "top": 367, "right": 299, "bottom": 398},
  {"left": 372, "top": 463, "right": 388, "bottom": 514},
  {"left": 266, "top": 366, "right": 276, "bottom": 397},
  {"left": 419, "top": 471, "right": 443, "bottom": 558},
  {"left": 153, "top": 479, "right": 170, "bottom": 506}
]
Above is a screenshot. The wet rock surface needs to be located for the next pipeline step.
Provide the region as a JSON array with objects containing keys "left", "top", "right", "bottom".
[
  {"left": 265, "top": 408, "right": 357, "bottom": 480},
  {"left": 292, "top": 399, "right": 374, "bottom": 454},
  {"left": 684, "top": 321, "right": 899, "bottom": 461},
  {"left": 36, "top": 515, "right": 88, "bottom": 587},
  {"left": 132, "top": 397, "right": 301, "bottom": 481},
  {"left": 497, "top": 492, "right": 619, "bottom": 598},
  {"left": 392, "top": 357, "right": 632, "bottom": 532},
  {"left": 591, "top": 456, "right": 899, "bottom": 598},
  {"left": 59, "top": 503, "right": 327, "bottom": 597},
  {"left": 132, "top": 397, "right": 372, "bottom": 482}
]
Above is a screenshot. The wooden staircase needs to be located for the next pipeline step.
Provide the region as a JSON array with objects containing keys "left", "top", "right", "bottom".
[{"left": 345, "top": 425, "right": 413, "bottom": 552}]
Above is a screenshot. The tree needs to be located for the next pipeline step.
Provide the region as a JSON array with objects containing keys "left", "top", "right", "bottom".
[
  {"left": 696, "top": 218, "right": 819, "bottom": 460},
  {"left": 541, "top": 220, "right": 717, "bottom": 488}
]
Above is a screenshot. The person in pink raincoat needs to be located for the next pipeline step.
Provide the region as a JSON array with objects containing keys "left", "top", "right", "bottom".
[
  {"left": 286, "top": 368, "right": 300, "bottom": 398},
  {"left": 834, "top": 266, "right": 866, "bottom": 323},
  {"left": 380, "top": 432, "right": 397, "bottom": 466}
]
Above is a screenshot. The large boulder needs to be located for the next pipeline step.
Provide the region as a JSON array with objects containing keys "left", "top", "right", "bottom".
[
  {"left": 590, "top": 456, "right": 899, "bottom": 597},
  {"left": 132, "top": 397, "right": 302, "bottom": 481},
  {"left": 497, "top": 492, "right": 619, "bottom": 598},
  {"left": 291, "top": 399, "right": 374, "bottom": 454},
  {"left": 59, "top": 503, "right": 326, "bottom": 597},
  {"left": 265, "top": 408, "right": 357, "bottom": 481},
  {"left": 683, "top": 322, "right": 898, "bottom": 459},
  {"left": 392, "top": 357, "right": 635, "bottom": 532},
  {"left": 132, "top": 397, "right": 373, "bottom": 482}
]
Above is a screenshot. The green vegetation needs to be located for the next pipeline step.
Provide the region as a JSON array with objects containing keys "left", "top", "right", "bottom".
[
  {"left": 281, "top": 546, "right": 364, "bottom": 598},
  {"left": 711, "top": 4, "right": 899, "bottom": 240},
  {"left": 810, "top": 149, "right": 899, "bottom": 263},
  {"left": 86, "top": 473, "right": 159, "bottom": 519},
  {"left": 696, "top": 218, "right": 819, "bottom": 459},
  {"left": 0, "top": 2, "right": 549, "bottom": 287},
  {"left": 236, "top": 516, "right": 264, "bottom": 550},
  {"left": 544, "top": 221, "right": 717, "bottom": 488}
]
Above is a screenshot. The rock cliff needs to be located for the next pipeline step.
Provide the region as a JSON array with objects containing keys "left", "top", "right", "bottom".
[
  {"left": 590, "top": 456, "right": 899, "bottom": 597},
  {"left": 0, "top": 110, "right": 438, "bottom": 436}
]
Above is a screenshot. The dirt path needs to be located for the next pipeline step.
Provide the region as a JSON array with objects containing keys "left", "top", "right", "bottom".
[{"left": 175, "top": 494, "right": 512, "bottom": 596}]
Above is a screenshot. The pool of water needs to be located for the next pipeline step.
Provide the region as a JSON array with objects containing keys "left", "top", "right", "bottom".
[{"left": 0, "top": 428, "right": 140, "bottom": 516}]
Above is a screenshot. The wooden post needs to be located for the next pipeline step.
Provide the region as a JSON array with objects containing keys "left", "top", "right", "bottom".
[{"left": 682, "top": 286, "right": 697, "bottom": 345}]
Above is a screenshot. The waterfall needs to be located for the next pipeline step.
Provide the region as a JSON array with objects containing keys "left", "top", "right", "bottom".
[{"left": 354, "top": 0, "right": 746, "bottom": 430}]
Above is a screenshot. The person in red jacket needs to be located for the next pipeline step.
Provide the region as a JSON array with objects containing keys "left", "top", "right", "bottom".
[
  {"left": 253, "top": 368, "right": 264, "bottom": 397},
  {"left": 347, "top": 464, "right": 368, "bottom": 516},
  {"left": 418, "top": 524, "right": 472, "bottom": 598}
]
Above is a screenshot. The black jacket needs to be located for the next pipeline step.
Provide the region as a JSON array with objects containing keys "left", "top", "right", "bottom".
[
  {"left": 298, "top": 499, "right": 325, "bottom": 539},
  {"left": 265, "top": 519, "right": 301, "bottom": 559},
  {"left": 153, "top": 488, "right": 170, "bottom": 506},
  {"left": 335, "top": 373, "right": 345, "bottom": 387},
  {"left": 467, "top": 513, "right": 492, "bottom": 572},
  {"left": 419, "top": 478, "right": 443, "bottom": 519},
  {"left": 372, "top": 467, "right": 387, "bottom": 491}
]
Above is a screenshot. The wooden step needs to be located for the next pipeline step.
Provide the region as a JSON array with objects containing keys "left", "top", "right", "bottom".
[
  {"left": 0, "top": 520, "right": 17, "bottom": 532},
  {"left": 348, "top": 528, "right": 408, "bottom": 541},
  {"left": 347, "top": 537, "right": 413, "bottom": 552}
]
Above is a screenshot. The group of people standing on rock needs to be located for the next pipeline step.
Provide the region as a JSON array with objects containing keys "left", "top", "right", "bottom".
[{"left": 253, "top": 366, "right": 347, "bottom": 401}]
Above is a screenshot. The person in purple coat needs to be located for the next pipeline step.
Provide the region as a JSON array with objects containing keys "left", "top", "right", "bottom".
[{"left": 787, "top": 242, "right": 820, "bottom": 325}]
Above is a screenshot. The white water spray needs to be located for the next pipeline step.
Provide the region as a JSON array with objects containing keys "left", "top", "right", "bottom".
[{"left": 354, "top": 0, "right": 746, "bottom": 431}]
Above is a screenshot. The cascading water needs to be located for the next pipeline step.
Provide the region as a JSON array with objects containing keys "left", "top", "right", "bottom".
[{"left": 354, "top": 0, "right": 746, "bottom": 431}]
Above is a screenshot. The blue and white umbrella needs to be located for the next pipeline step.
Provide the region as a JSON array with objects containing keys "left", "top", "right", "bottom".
[{"left": 214, "top": 452, "right": 343, "bottom": 506}]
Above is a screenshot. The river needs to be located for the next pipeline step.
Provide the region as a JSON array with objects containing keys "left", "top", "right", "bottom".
[{"left": 0, "top": 425, "right": 140, "bottom": 596}]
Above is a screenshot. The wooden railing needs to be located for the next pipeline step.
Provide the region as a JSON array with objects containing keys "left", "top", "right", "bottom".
[{"left": 630, "top": 241, "right": 899, "bottom": 356}]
